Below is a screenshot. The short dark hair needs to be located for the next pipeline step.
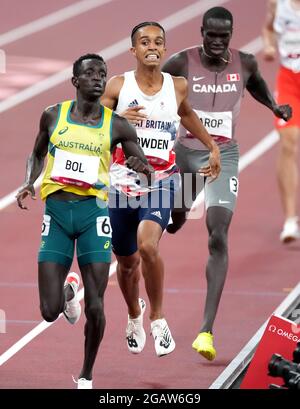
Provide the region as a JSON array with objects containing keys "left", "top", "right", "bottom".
[
  {"left": 73, "top": 53, "right": 106, "bottom": 76},
  {"left": 131, "top": 21, "right": 165, "bottom": 45},
  {"left": 202, "top": 7, "right": 233, "bottom": 28}
]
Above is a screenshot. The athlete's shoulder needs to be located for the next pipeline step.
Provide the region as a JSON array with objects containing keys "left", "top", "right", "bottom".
[
  {"left": 41, "top": 102, "right": 63, "bottom": 125},
  {"left": 239, "top": 51, "right": 257, "bottom": 70},
  {"left": 172, "top": 75, "right": 188, "bottom": 88},
  {"left": 110, "top": 111, "right": 129, "bottom": 126},
  {"left": 163, "top": 49, "right": 189, "bottom": 77},
  {"left": 107, "top": 74, "right": 125, "bottom": 85},
  {"left": 44, "top": 102, "right": 61, "bottom": 114},
  {"left": 167, "top": 48, "right": 189, "bottom": 62},
  {"left": 171, "top": 75, "right": 188, "bottom": 99},
  {"left": 101, "top": 75, "right": 125, "bottom": 109},
  {"left": 105, "top": 74, "right": 125, "bottom": 94}
]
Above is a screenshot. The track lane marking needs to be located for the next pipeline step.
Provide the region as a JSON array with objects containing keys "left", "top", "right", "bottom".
[
  {"left": 0, "top": 0, "right": 231, "bottom": 114},
  {"left": 0, "top": 0, "right": 116, "bottom": 47}
]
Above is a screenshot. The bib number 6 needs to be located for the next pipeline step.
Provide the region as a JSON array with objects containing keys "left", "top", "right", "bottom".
[{"left": 96, "top": 216, "right": 112, "bottom": 238}]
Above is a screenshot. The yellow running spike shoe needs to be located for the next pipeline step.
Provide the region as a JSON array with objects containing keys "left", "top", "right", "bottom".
[{"left": 192, "top": 332, "right": 216, "bottom": 361}]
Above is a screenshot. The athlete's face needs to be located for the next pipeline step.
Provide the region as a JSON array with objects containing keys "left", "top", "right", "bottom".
[
  {"left": 72, "top": 59, "right": 107, "bottom": 98},
  {"left": 131, "top": 26, "right": 166, "bottom": 66},
  {"left": 201, "top": 18, "right": 232, "bottom": 58}
]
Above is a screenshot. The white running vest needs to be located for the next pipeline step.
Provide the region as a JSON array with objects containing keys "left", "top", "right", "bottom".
[
  {"left": 111, "top": 71, "right": 180, "bottom": 196},
  {"left": 274, "top": 0, "right": 300, "bottom": 72}
]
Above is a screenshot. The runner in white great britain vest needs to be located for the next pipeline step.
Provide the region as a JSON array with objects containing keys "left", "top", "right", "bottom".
[
  {"left": 101, "top": 22, "right": 220, "bottom": 359},
  {"left": 110, "top": 70, "right": 180, "bottom": 197}
]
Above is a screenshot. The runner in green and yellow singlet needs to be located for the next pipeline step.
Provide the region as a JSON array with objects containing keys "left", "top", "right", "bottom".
[{"left": 16, "top": 53, "right": 152, "bottom": 389}]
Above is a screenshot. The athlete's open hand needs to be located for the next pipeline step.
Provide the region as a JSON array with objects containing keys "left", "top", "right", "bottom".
[
  {"left": 273, "top": 104, "right": 292, "bottom": 122},
  {"left": 120, "top": 106, "right": 147, "bottom": 125},
  {"left": 16, "top": 184, "right": 36, "bottom": 210},
  {"left": 199, "top": 145, "right": 221, "bottom": 182}
]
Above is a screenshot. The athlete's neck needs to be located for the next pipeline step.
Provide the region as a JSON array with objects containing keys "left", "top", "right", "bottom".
[
  {"left": 73, "top": 99, "right": 101, "bottom": 121},
  {"left": 134, "top": 67, "right": 164, "bottom": 96},
  {"left": 200, "top": 45, "right": 232, "bottom": 65}
]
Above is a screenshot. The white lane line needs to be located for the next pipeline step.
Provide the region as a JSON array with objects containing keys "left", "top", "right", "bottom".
[
  {"left": 0, "top": 0, "right": 116, "bottom": 47},
  {"left": 0, "top": 0, "right": 231, "bottom": 114},
  {"left": 0, "top": 260, "right": 117, "bottom": 366},
  {"left": 239, "top": 130, "right": 279, "bottom": 171},
  {"left": 240, "top": 36, "right": 263, "bottom": 54},
  {"left": 0, "top": 175, "right": 43, "bottom": 211}
]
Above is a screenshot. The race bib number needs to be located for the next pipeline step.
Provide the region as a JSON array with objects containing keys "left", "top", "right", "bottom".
[
  {"left": 41, "top": 215, "right": 51, "bottom": 236},
  {"left": 96, "top": 216, "right": 112, "bottom": 238},
  {"left": 137, "top": 129, "right": 173, "bottom": 161},
  {"left": 230, "top": 176, "right": 239, "bottom": 196},
  {"left": 194, "top": 110, "right": 232, "bottom": 139},
  {"left": 51, "top": 149, "right": 99, "bottom": 187}
]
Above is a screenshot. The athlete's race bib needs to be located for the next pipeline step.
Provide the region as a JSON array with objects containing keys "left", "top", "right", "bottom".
[
  {"left": 193, "top": 110, "right": 232, "bottom": 139},
  {"left": 136, "top": 129, "right": 173, "bottom": 161},
  {"left": 51, "top": 149, "right": 99, "bottom": 188}
]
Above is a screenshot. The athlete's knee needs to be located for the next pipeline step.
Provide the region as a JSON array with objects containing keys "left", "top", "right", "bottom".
[
  {"left": 139, "top": 240, "right": 158, "bottom": 263},
  {"left": 208, "top": 229, "right": 228, "bottom": 254},
  {"left": 85, "top": 299, "right": 104, "bottom": 323},
  {"left": 280, "top": 133, "right": 299, "bottom": 157},
  {"left": 40, "top": 303, "right": 60, "bottom": 322},
  {"left": 118, "top": 255, "right": 140, "bottom": 278}
]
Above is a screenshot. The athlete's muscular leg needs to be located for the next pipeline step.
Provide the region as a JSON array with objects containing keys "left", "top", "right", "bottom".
[
  {"left": 38, "top": 262, "right": 69, "bottom": 322},
  {"left": 116, "top": 252, "right": 141, "bottom": 318},
  {"left": 200, "top": 206, "right": 233, "bottom": 333},
  {"left": 79, "top": 262, "right": 109, "bottom": 380},
  {"left": 277, "top": 126, "right": 299, "bottom": 219},
  {"left": 137, "top": 220, "right": 164, "bottom": 321}
]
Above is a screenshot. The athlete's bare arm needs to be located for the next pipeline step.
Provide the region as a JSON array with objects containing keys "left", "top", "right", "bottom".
[
  {"left": 101, "top": 75, "right": 147, "bottom": 124},
  {"left": 174, "top": 76, "right": 221, "bottom": 179},
  {"left": 241, "top": 52, "right": 292, "bottom": 120},
  {"left": 262, "top": 0, "right": 277, "bottom": 60},
  {"left": 111, "top": 114, "right": 153, "bottom": 176},
  {"left": 100, "top": 75, "right": 123, "bottom": 110},
  {"left": 162, "top": 51, "right": 188, "bottom": 78},
  {"left": 16, "top": 105, "right": 58, "bottom": 209}
]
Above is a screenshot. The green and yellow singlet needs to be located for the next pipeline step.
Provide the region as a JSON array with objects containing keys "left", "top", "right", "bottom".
[{"left": 41, "top": 100, "right": 113, "bottom": 201}]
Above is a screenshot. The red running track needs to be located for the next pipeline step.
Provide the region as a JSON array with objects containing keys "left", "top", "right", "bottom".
[{"left": 0, "top": 0, "right": 299, "bottom": 389}]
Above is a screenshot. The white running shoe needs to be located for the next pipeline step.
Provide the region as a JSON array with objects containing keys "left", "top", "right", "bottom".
[
  {"left": 280, "top": 217, "right": 300, "bottom": 243},
  {"left": 151, "top": 318, "right": 176, "bottom": 357},
  {"left": 63, "top": 272, "right": 81, "bottom": 325},
  {"left": 73, "top": 376, "right": 93, "bottom": 389},
  {"left": 126, "top": 298, "right": 146, "bottom": 354}
]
